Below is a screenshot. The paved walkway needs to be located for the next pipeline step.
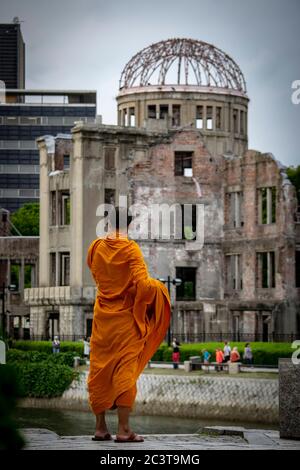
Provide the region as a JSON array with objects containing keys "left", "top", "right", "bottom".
[
  {"left": 22, "top": 427, "right": 300, "bottom": 450},
  {"left": 149, "top": 363, "right": 278, "bottom": 373}
]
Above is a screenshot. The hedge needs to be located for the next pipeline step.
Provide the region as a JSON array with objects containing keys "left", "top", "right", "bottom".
[
  {"left": 151, "top": 343, "right": 168, "bottom": 361},
  {"left": 11, "top": 340, "right": 293, "bottom": 366},
  {"left": 11, "top": 340, "right": 84, "bottom": 357},
  {"left": 152, "top": 342, "right": 293, "bottom": 366},
  {"left": 12, "top": 362, "right": 78, "bottom": 398},
  {"left": 7, "top": 349, "right": 78, "bottom": 368},
  {"left": 6, "top": 347, "right": 80, "bottom": 398}
]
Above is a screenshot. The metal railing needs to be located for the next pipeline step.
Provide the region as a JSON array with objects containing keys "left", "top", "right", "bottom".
[
  {"left": 168, "top": 333, "right": 299, "bottom": 343},
  {"left": 10, "top": 332, "right": 299, "bottom": 343},
  {"left": 148, "top": 361, "right": 278, "bottom": 370}
]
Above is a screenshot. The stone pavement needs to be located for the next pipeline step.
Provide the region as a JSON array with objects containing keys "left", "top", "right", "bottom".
[{"left": 21, "top": 427, "right": 300, "bottom": 450}]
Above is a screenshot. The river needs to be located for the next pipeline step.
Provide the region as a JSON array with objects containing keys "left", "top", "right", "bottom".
[{"left": 15, "top": 408, "right": 278, "bottom": 436}]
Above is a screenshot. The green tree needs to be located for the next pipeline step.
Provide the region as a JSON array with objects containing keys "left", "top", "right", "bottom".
[
  {"left": 286, "top": 166, "right": 300, "bottom": 205},
  {"left": 10, "top": 203, "right": 39, "bottom": 236}
]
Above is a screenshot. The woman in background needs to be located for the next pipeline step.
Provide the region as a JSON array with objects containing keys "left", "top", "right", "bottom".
[
  {"left": 172, "top": 338, "right": 181, "bottom": 369},
  {"left": 230, "top": 346, "right": 240, "bottom": 363}
]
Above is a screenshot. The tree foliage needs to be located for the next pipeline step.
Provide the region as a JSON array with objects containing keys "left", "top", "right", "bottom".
[
  {"left": 286, "top": 166, "right": 300, "bottom": 204},
  {"left": 10, "top": 203, "right": 39, "bottom": 236}
]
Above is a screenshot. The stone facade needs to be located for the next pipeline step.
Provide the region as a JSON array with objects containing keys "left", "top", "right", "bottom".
[
  {"left": 279, "top": 358, "right": 300, "bottom": 439},
  {"left": 0, "top": 235, "right": 39, "bottom": 338},
  {"left": 24, "top": 39, "right": 300, "bottom": 341}
]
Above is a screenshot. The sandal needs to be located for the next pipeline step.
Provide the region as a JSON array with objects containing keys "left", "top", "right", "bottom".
[
  {"left": 114, "top": 432, "right": 144, "bottom": 443},
  {"left": 92, "top": 433, "right": 112, "bottom": 441}
]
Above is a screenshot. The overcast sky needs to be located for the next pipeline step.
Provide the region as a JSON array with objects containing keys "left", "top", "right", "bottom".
[{"left": 1, "top": 0, "right": 300, "bottom": 166}]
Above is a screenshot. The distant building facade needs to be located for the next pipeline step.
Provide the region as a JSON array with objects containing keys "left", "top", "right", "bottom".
[
  {"left": 0, "top": 89, "right": 97, "bottom": 212},
  {"left": 24, "top": 39, "right": 300, "bottom": 342},
  {"left": 0, "top": 208, "right": 39, "bottom": 339}
]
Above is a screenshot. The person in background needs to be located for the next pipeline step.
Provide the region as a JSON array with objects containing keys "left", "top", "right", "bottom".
[
  {"left": 172, "top": 338, "right": 181, "bottom": 369},
  {"left": 84, "top": 336, "right": 91, "bottom": 362},
  {"left": 52, "top": 336, "right": 60, "bottom": 354},
  {"left": 230, "top": 346, "right": 240, "bottom": 363},
  {"left": 215, "top": 348, "right": 224, "bottom": 372},
  {"left": 223, "top": 341, "right": 231, "bottom": 362},
  {"left": 243, "top": 343, "right": 253, "bottom": 365},
  {"left": 202, "top": 349, "right": 211, "bottom": 364}
]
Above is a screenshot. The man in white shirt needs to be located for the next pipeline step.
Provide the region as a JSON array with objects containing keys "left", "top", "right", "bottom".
[{"left": 223, "top": 341, "right": 231, "bottom": 362}]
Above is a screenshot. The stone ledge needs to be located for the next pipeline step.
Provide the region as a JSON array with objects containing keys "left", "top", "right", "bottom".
[
  {"left": 21, "top": 427, "right": 300, "bottom": 450},
  {"left": 24, "top": 286, "right": 96, "bottom": 305}
]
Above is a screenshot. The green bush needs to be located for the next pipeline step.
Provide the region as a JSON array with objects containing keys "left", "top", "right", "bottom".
[
  {"left": 152, "top": 342, "right": 293, "bottom": 366},
  {"left": 11, "top": 340, "right": 84, "bottom": 357},
  {"left": 7, "top": 349, "right": 78, "bottom": 368},
  {"left": 12, "top": 362, "right": 78, "bottom": 398},
  {"left": 151, "top": 343, "right": 168, "bottom": 361},
  {"left": 7, "top": 349, "right": 48, "bottom": 363},
  {"left": 6, "top": 347, "right": 80, "bottom": 399},
  {"left": 47, "top": 352, "right": 79, "bottom": 367}
]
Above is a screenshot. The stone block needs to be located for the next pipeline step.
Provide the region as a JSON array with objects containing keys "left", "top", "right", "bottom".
[
  {"left": 190, "top": 355, "right": 202, "bottom": 371},
  {"left": 0, "top": 340, "right": 6, "bottom": 364},
  {"left": 73, "top": 356, "right": 81, "bottom": 368},
  {"left": 184, "top": 360, "right": 192, "bottom": 372},
  {"left": 279, "top": 358, "right": 300, "bottom": 440},
  {"left": 190, "top": 355, "right": 201, "bottom": 363},
  {"left": 228, "top": 362, "right": 241, "bottom": 374}
]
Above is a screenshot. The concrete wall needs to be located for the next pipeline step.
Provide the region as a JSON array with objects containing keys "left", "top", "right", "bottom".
[
  {"left": 19, "top": 371, "right": 279, "bottom": 425},
  {"left": 117, "top": 87, "right": 249, "bottom": 157},
  {"left": 0, "top": 236, "right": 39, "bottom": 337}
]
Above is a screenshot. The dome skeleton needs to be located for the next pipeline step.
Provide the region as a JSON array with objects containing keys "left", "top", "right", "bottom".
[{"left": 119, "top": 38, "right": 247, "bottom": 93}]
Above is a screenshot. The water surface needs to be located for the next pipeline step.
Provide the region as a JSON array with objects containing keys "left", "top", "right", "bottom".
[{"left": 15, "top": 408, "right": 278, "bottom": 436}]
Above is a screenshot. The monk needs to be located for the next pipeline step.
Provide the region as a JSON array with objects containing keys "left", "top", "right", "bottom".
[{"left": 86, "top": 207, "right": 171, "bottom": 443}]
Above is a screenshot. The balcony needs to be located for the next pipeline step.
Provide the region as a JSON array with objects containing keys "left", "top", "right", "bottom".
[{"left": 24, "top": 286, "right": 96, "bottom": 306}]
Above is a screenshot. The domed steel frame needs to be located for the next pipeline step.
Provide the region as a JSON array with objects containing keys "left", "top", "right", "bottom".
[{"left": 119, "top": 38, "right": 246, "bottom": 93}]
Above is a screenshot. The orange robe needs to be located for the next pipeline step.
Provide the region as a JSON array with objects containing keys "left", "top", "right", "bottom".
[{"left": 86, "top": 233, "right": 171, "bottom": 415}]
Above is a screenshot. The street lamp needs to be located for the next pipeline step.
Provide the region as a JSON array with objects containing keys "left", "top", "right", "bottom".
[
  {"left": 0, "top": 282, "right": 17, "bottom": 339},
  {"left": 158, "top": 276, "right": 182, "bottom": 346}
]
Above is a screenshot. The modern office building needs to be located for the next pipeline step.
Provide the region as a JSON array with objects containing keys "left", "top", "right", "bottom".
[
  {"left": 0, "top": 19, "right": 25, "bottom": 89},
  {"left": 0, "top": 21, "right": 97, "bottom": 213},
  {"left": 0, "top": 89, "right": 97, "bottom": 212}
]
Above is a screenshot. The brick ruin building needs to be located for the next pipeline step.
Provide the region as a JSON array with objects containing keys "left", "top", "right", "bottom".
[
  {"left": 25, "top": 38, "right": 300, "bottom": 341},
  {"left": 0, "top": 208, "right": 39, "bottom": 338}
]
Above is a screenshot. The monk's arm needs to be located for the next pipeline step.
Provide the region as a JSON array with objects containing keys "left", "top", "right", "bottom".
[
  {"left": 128, "top": 241, "right": 165, "bottom": 299},
  {"left": 128, "top": 241, "right": 152, "bottom": 287},
  {"left": 128, "top": 241, "right": 170, "bottom": 336}
]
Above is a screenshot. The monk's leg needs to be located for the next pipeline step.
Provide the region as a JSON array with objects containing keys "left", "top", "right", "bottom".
[
  {"left": 116, "top": 385, "right": 143, "bottom": 440},
  {"left": 116, "top": 386, "right": 135, "bottom": 436},
  {"left": 117, "top": 406, "right": 131, "bottom": 436},
  {"left": 95, "top": 411, "right": 110, "bottom": 437}
]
